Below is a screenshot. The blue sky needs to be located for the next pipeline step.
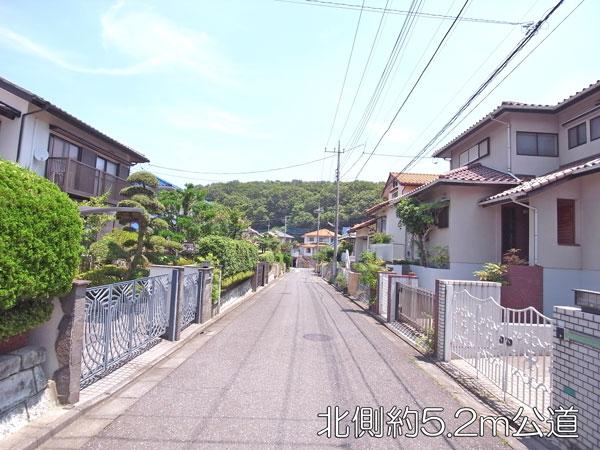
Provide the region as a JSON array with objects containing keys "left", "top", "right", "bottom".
[{"left": 0, "top": 0, "right": 598, "bottom": 186}]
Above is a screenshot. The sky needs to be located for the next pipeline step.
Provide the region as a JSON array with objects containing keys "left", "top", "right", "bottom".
[{"left": 0, "top": 0, "right": 598, "bottom": 187}]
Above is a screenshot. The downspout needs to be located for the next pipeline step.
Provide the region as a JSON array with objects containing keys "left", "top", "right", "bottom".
[
  {"left": 510, "top": 197, "right": 538, "bottom": 266},
  {"left": 16, "top": 102, "right": 49, "bottom": 164}
]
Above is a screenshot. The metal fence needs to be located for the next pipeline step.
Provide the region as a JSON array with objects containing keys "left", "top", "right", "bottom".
[
  {"left": 395, "top": 282, "right": 435, "bottom": 333},
  {"left": 450, "top": 290, "right": 553, "bottom": 415},
  {"left": 181, "top": 271, "right": 202, "bottom": 330},
  {"left": 80, "top": 274, "right": 171, "bottom": 388}
]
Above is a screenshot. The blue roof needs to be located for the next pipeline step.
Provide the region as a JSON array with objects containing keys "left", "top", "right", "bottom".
[{"left": 156, "top": 176, "right": 180, "bottom": 190}]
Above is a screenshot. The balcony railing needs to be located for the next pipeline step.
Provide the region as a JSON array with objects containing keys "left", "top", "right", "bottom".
[{"left": 46, "top": 157, "right": 127, "bottom": 204}]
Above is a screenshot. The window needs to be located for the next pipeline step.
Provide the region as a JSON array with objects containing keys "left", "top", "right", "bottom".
[
  {"left": 457, "top": 138, "right": 489, "bottom": 166},
  {"left": 591, "top": 116, "right": 600, "bottom": 141},
  {"left": 557, "top": 199, "right": 576, "bottom": 245},
  {"left": 49, "top": 135, "right": 81, "bottom": 160},
  {"left": 96, "top": 156, "right": 119, "bottom": 176},
  {"left": 435, "top": 205, "right": 449, "bottom": 228},
  {"left": 568, "top": 122, "right": 587, "bottom": 149},
  {"left": 516, "top": 132, "right": 558, "bottom": 156},
  {"left": 376, "top": 216, "right": 387, "bottom": 233}
]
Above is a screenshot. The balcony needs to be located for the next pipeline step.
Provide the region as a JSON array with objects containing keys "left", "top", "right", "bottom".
[{"left": 45, "top": 157, "right": 127, "bottom": 204}]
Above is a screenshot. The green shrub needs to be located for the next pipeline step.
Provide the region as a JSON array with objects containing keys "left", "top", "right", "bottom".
[
  {"left": 0, "top": 161, "right": 82, "bottom": 339},
  {"left": 428, "top": 246, "right": 449, "bottom": 269},
  {"left": 352, "top": 251, "right": 386, "bottom": 290},
  {"left": 259, "top": 251, "right": 276, "bottom": 264},
  {"left": 335, "top": 272, "right": 347, "bottom": 290},
  {"left": 315, "top": 247, "right": 334, "bottom": 263},
  {"left": 196, "top": 235, "right": 258, "bottom": 278},
  {"left": 370, "top": 232, "right": 392, "bottom": 244},
  {"left": 474, "top": 263, "right": 507, "bottom": 284},
  {"left": 221, "top": 270, "right": 255, "bottom": 290},
  {"left": 78, "top": 265, "right": 128, "bottom": 287}
]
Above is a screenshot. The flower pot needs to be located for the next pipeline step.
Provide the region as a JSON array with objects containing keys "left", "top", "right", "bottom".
[{"left": 0, "top": 332, "right": 28, "bottom": 354}]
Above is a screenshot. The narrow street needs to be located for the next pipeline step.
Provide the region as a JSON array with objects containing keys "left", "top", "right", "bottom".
[{"left": 42, "top": 270, "right": 508, "bottom": 449}]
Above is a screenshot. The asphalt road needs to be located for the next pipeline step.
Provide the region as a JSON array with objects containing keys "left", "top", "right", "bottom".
[{"left": 41, "top": 269, "right": 510, "bottom": 449}]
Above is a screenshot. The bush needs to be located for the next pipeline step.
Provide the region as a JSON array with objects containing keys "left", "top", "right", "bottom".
[
  {"left": 259, "top": 251, "right": 276, "bottom": 264},
  {"left": 335, "top": 272, "right": 347, "bottom": 290},
  {"left": 474, "top": 263, "right": 507, "bottom": 284},
  {"left": 77, "top": 265, "right": 149, "bottom": 287},
  {"left": 428, "top": 246, "right": 449, "bottom": 269},
  {"left": 196, "top": 235, "right": 258, "bottom": 278},
  {"left": 0, "top": 161, "right": 82, "bottom": 339},
  {"left": 221, "top": 270, "right": 255, "bottom": 290},
  {"left": 370, "top": 232, "right": 392, "bottom": 244},
  {"left": 352, "top": 251, "right": 386, "bottom": 290},
  {"left": 315, "top": 247, "right": 334, "bottom": 263}
]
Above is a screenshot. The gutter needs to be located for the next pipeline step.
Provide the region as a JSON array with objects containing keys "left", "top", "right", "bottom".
[{"left": 510, "top": 197, "right": 538, "bottom": 266}]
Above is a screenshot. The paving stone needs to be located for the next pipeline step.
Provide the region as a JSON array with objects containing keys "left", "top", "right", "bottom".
[{"left": 0, "top": 354, "right": 21, "bottom": 381}]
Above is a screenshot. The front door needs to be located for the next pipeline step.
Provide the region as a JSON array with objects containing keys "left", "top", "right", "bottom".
[{"left": 501, "top": 204, "right": 529, "bottom": 261}]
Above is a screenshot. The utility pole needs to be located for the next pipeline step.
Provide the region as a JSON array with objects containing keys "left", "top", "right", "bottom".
[
  {"left": 326, "top": 140, "right": 344, "bottom": 278},
  {"left": 314, "top": 205, "right": 323, "bottom": 270}
]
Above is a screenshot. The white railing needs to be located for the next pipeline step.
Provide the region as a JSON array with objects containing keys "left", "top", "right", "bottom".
[{"left": 396, "top": 282, "right": 435, "bottom": 332}]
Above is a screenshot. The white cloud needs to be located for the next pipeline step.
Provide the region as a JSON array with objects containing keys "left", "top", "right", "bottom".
[
  {"left": 0, "top": 0, "right": 231, "bottom": 81},
  {"left": 165, "top": 106, "right": 271, "bottom": 139}
]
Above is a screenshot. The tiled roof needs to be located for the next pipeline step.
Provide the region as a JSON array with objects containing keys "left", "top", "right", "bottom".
[
  {"left": 303, "top": 229, "right": 337, "bottom": 237},
  {"left": 390, "top": 172, "right": 439, "bottom": 186},
  {"left": 349, "top": 218, "right": 376, "bottom": 233},
  {"left": 432, "top": 80, "right": 600, "bottom": 158},
  {"left": 481, "top": 157, "right": 600, "bottom": 205},
  {"left": 405, "top": 163, "right": 520, "bottom": 198},
  {"left": 365, "top": 199, "right": 390, "bottom": 215}
]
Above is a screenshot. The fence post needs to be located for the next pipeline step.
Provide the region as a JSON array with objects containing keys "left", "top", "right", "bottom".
[
  {"left": 197, "top": 267, "right": 214, "bottom": 323},
  {"left": 54, "top": 280, "right": 90, "bottom": 404},
  {"left": 164, "top": 267, "right": 184, "bottom": 341},
  {"left": 193, "top": 269, "right": 204, "bottom": 325}
]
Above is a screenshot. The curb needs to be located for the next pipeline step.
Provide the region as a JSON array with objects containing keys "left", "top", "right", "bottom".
[{"left": 3, "top": 274, "right": 286, "bottom": 450}]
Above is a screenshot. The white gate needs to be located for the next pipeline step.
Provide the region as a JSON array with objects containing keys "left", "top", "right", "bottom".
[{"left": 450, "top": 290, "right": 553, "bottom": 415}]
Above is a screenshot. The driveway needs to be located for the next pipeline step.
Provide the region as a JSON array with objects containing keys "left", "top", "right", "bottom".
[{"left": 41, "top": 269, "right": 510, "bottom": 449}]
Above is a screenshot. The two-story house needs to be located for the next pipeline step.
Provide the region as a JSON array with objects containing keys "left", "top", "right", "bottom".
[
  {"left": 349, "top": 172, "right": 438, "bottom": 262},
  {"left": 402, "top": 81, "right": 600, "bottom": 314},
  {"left": 298, "top": 229, "right": 337, "bottom": 257},
  {"left": 0, "top": 76, "right": 148, "bottom": 204}
]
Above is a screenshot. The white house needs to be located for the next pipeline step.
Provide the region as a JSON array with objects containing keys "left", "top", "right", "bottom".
[
  {"left": 298, "top": 228, "right": 337, "bottom": 257},
  {"left": 400, "top": 81, "right": 600, "bottom": 314},
  {"left": 0, "top": 76, "right": 148, "bottom": 204}
]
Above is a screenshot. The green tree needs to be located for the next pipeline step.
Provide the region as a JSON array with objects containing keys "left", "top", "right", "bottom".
[{"left": 396, "top": 198, "right": 444, "bottom": 266}]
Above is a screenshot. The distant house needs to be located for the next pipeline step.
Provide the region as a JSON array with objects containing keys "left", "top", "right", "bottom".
[
  {"left": 298, "top": 228, "right": 338, "bottom": 257},
  {"left": 267, "top": 229, "right": 295, "bottom": 244},
  {"left": 402, "top": 81, "right": 600, "bottom": 314},
  {"left": 348, "top": 173, "right": 438, "bottom": 262},
  {"left": 0, "top": 76, "right": 148, "bottom": 204},
  {"left": 156, "top": 176, "right": 180, "bottom": 191}
]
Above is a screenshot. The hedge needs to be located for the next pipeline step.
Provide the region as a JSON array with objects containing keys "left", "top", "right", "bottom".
[
  {"left": 0, "top": 161, "right": 82, "bottom": 340},
  {"left": 221, "top": 270, "right": 255, "bottom": 291},
  {"left": 196, "top": 235, "right": 258, "bottom": 278}
]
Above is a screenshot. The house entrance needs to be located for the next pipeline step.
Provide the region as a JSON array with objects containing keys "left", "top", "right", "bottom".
[{"left": 501, "top": 203, "right": 529, "bottom": 261}]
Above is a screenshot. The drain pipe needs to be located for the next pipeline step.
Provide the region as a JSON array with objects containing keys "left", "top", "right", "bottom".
[
  {"left": 16, "top": 102, "right": 49, "bottom": 164},
  {"left": 510, "top": 197, "right": 538, "bottom": 266}
]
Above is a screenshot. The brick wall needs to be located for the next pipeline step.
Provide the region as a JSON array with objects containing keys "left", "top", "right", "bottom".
[{"left": 553, "top": 306, "right": 600, "bottom": 450}]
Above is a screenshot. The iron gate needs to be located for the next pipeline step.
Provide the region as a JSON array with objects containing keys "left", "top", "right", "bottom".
[
  {"left": 81, "top": 274, "right": 171, "bottom": 388},
  {"left": 450, "top": 290, "right": 553, "bottom": 414},
  {"left": 181, "top": 271, "right": 202, "bottom": 329}
]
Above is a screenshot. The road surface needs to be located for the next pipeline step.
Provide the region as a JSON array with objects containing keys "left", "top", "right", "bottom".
[{"left": 41, "top": 269, "right": 510, "bottom": 449}]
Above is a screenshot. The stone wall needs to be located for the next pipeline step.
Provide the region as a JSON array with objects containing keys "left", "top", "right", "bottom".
[
  {"left": 553, "top": 305, "right": 600, "bottom": 450},
  {"left": 0, "top": 346, "right": 51, "bottom": 436}
]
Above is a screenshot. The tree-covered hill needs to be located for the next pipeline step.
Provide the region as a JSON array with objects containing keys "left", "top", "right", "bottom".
[{"left": 202, "top": 180, "right": 384, "bottom": 237}]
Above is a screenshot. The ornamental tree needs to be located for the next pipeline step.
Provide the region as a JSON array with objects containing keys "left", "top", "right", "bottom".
[
  {"left": 396, "top": 198, "right": 445, "bottom": 266},
  {"left": 0, "top": 161, "right": 82, "bottom": 340}
]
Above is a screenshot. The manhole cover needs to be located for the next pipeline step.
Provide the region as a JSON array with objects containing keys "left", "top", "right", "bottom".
[{"left": 303, "top": 333, "right": 332, "bottom": 342}]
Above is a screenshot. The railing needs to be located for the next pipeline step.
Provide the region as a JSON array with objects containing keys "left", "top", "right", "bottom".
[
  {"left": 395, "top": 282, "right": 435, "bottom": 332},
  {"left": 181, "top": 271, "right": 202, "bottom": 329},
  {"left": 80, "top": 274, "right": 171, "bottom": 388},
  {"left": 46, "top": 157, "right": 127, "bottom": 204}
]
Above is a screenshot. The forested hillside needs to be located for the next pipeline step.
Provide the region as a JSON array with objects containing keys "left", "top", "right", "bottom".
[{"left": 203, "top": 180, "right": 384, "bottom": 237}]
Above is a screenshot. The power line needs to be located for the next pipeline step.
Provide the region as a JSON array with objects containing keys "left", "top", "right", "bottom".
[
  {"left": 400, "top": 0, "right": 569, "bottom": 174},
  {"left": 324, "top": 0, "right": 366, "bottom": 148},
  {"left": 147, "top": 154, "right": 335, "bottom": 175},
  {"left": 275, "top": 0, "right": 529, "bottom": 26},
  {"left": 343, "top": 0, "right": 423, "bottom": 152},
  {"left": 354, "top": 0, "right": 471, "bottom": 179}
]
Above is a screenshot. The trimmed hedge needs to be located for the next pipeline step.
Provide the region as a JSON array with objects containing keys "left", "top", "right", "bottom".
[
  {"left": 221, "top": 270, "right": 255, "bottom": 291},
  {"left": 196, "top": 235, "right": 258, "bottom": 278},
  {"left": 0, "top": 161, "right": 82, "bottom": 340}
]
